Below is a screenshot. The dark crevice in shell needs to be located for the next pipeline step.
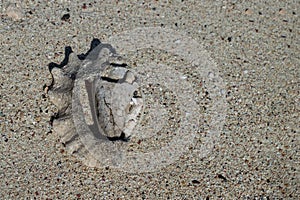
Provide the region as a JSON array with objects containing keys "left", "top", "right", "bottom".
[
  {"left": 107, "top": 132, "right": 131, "bottom": 142},
  {"left": 110, "top": 63, "right": 128, "bottom": 68},
  {"left": 77, "top": 38, "right": 102, "bottom": 60},
  {"left": 48, "top": 46, "right": 73, "bottom": 71},
  {"left": 100, "top": 76, "right": 121, "bottom": 83}
]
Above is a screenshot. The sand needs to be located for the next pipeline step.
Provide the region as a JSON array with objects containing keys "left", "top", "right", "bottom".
[{"left": 0, "top": 0, "right": 298, "bottom": 199}]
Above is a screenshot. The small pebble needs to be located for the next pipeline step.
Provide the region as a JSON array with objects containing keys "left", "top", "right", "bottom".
[{"left": 5, "top": 2, "right": 24, "bottom": 21}]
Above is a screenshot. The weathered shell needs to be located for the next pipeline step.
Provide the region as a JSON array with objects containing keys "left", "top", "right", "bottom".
[{"left": 47, "top": 39, "right": 143, "bottom": 168}]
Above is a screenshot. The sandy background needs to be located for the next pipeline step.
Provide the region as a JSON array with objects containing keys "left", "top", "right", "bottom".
[{"left": 0, "top": 0, "right": 299, "bottom": 199}]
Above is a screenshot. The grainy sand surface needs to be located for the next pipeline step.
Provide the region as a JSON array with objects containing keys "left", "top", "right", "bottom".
[{"left": 0, "top": 1, "right": 299, "bottom": 199}]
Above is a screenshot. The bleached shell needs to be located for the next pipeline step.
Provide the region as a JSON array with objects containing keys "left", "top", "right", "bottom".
[{"left": 47, "top": 39, "right": 143, "bottom": 168}]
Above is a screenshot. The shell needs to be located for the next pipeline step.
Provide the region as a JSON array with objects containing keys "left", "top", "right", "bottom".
[{"left": 47, "top": 39, "right": 143, "bottom": 168}]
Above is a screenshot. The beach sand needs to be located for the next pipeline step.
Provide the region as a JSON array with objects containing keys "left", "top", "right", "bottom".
[{"left": 0, "top": 1, "right": 298, "bottom": 199}]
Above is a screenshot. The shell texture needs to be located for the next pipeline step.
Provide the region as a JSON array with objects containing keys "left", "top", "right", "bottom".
[{"left": 47, "top": 39, "right": 143, "bottom": 168}]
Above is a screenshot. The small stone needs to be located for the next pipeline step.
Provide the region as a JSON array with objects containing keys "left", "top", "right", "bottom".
[
  {"left": 244, "top": 8, "right": 253, "bottom": 15},
  {"left": 61, "top": 13, "right": 70, "bottom": 21},
  {"left": 5, "top": 2, "right": 24, "bottom": 21}
]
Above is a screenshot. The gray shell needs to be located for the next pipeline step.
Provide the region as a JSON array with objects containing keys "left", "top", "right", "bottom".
[{"left": 47, "top": 39, "right": 143, "bottom": 168}]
